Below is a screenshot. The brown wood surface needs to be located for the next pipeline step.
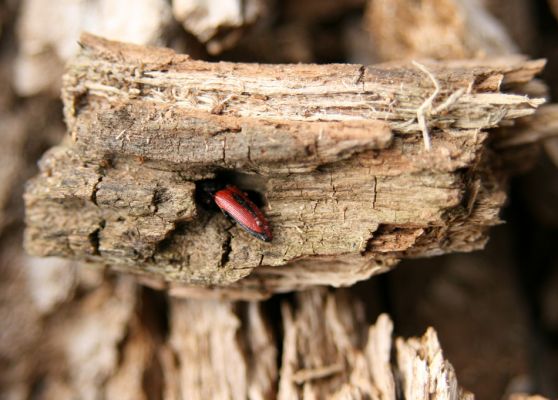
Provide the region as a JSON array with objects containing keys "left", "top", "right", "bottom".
[
  {"left": 3, "top": 0, "right": 557, "bottom": 398},
  {"left": 23, "top": 33, "right": 546, "bottom": 298}
]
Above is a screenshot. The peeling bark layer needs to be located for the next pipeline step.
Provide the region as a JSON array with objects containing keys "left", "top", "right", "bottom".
[{"left": 24, "top": 34, "right": 545, "bottom": 297}]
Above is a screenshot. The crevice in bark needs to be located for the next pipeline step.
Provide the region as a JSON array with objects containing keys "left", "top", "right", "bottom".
[
  {"left": 88, "top": 219, "right": 105, "bottom": 255},
  {"left": 91, "top": 176, "right": 103, "bottom": 206},
  {"left": 220, "top": 233, "right": 232, "bottom": 268}
]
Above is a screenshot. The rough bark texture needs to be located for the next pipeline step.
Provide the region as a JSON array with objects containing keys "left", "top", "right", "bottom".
[
  {"left": 365, "top": 0, "right": 517, "bottom": 61},
  {"left": 0, "top": 266, "right": 472, "bottom": 400},
  {"left": 172, "top": 0, "right": 270, "bottom": 55},
  {"left": 276, "top": 290, "right": 473, "bottom": 399},
  {"left": 4, "top": 0, "right": 558, "bottom": 398},
  {"left": 23, "top": 33, "right": 546, "bottom": 298}
]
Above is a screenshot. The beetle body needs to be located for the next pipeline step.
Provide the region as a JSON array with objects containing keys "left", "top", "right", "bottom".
[{"left": 213, "top": 185, "right": 272, "bottom": 242}]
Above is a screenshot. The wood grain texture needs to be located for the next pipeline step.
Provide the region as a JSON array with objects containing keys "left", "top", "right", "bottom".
[
  {"left": 24, "top": 34, "right": 546, "bottom": 297},
  {"left": 365, "top": 0, "right": 517, "bottom": 60},
  {"left": 1, "top": 268, "right": 475, "bottom": 400}
]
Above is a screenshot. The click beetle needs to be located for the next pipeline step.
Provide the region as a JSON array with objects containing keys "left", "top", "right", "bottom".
[
  {"left": 214, "top": 185, "right": 272, "bottom": 242},
  {"left": 199, "top": 181, "right": 272, "bottom": 242}
]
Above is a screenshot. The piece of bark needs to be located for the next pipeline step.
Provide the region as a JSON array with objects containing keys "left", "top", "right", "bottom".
[
  {"left": 365, "top": 0, "right": 517, "bottom": 61},
  {"left": 15, "top": 0, "right": 173, "bottom": 96},
  {"left": 167, "top": 299, "right": 277, "bottom": 399},
  {"left": 396, "top": 329, "right": 464, "bottom": 400},
  {"left": 172, "top": 0, "right": 269, "bottom": 55},
  {"left": 3, "top": 244, "right": 548, "bottom": 400},
  {"left": 23, "top": 34, "right": 547, "bottom": 297},
  {"left": 3, "top": 6, "right": 556, "bottom": 399},
  {"left": 277, "top": 289, "right": 476, "bottom": 399},
  {"left": 151, "top": 288, "right": 475, "bottom": 399},
  {"left": 2, "top": 239, "right": 550, "bottom": 399}
]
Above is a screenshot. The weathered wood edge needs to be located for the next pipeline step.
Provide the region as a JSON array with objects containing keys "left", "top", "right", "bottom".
[{"left": 24, "top": 34, "right": 547, "bottom": 297}]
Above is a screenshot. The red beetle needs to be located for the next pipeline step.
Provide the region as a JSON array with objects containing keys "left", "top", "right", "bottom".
[{"left": 213, "top": 185, "right": 272, "bottom": 242}]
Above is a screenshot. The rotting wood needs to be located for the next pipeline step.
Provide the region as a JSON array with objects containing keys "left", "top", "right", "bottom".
[
  {"left": 276, "top": 289, "right": 474, "bottom": 399},
  {"left": 163, "top": 288, "right": 476, "bottom": 399},
  {"left": 172, "top": 0, "right": 269, "bottom": 55},
  {"left": 14, "top": 0, "right": 174, "bottom": 96},
  {"left": 365, "top": 0, "right": 517, "bottom": 61},
  {"left": 1, "top": 262, "right": 479, "bottom": 400},
  {"left": 24, "top": 33, "right": 547, "bottom": 298}
]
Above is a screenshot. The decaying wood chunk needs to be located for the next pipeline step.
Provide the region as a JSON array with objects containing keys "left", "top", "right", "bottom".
[
  {"left": 2, "top": 267, "right": 481, "bottom": 399},
  {"left": 167, "top": 299, "right": 277, "bottom": 399},
  {"left": 172, "top": 0, "right": 269, "bottom": 55},
  {"left": 15, "top": 0, "right": 173, "bottom": 96},
  {"left": 24, "top": 33, "right": 546, "bottom": 297},
  {"left": 365, "top": 0, "right": 517, "bottom": 61},
  {"left": 276, "top": 289, "right": 473, "bottom": 399}
]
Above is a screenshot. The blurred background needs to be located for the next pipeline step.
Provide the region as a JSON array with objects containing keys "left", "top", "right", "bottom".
[{"left": 1, "top": 0, "right": 557, "bottom": 398}]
